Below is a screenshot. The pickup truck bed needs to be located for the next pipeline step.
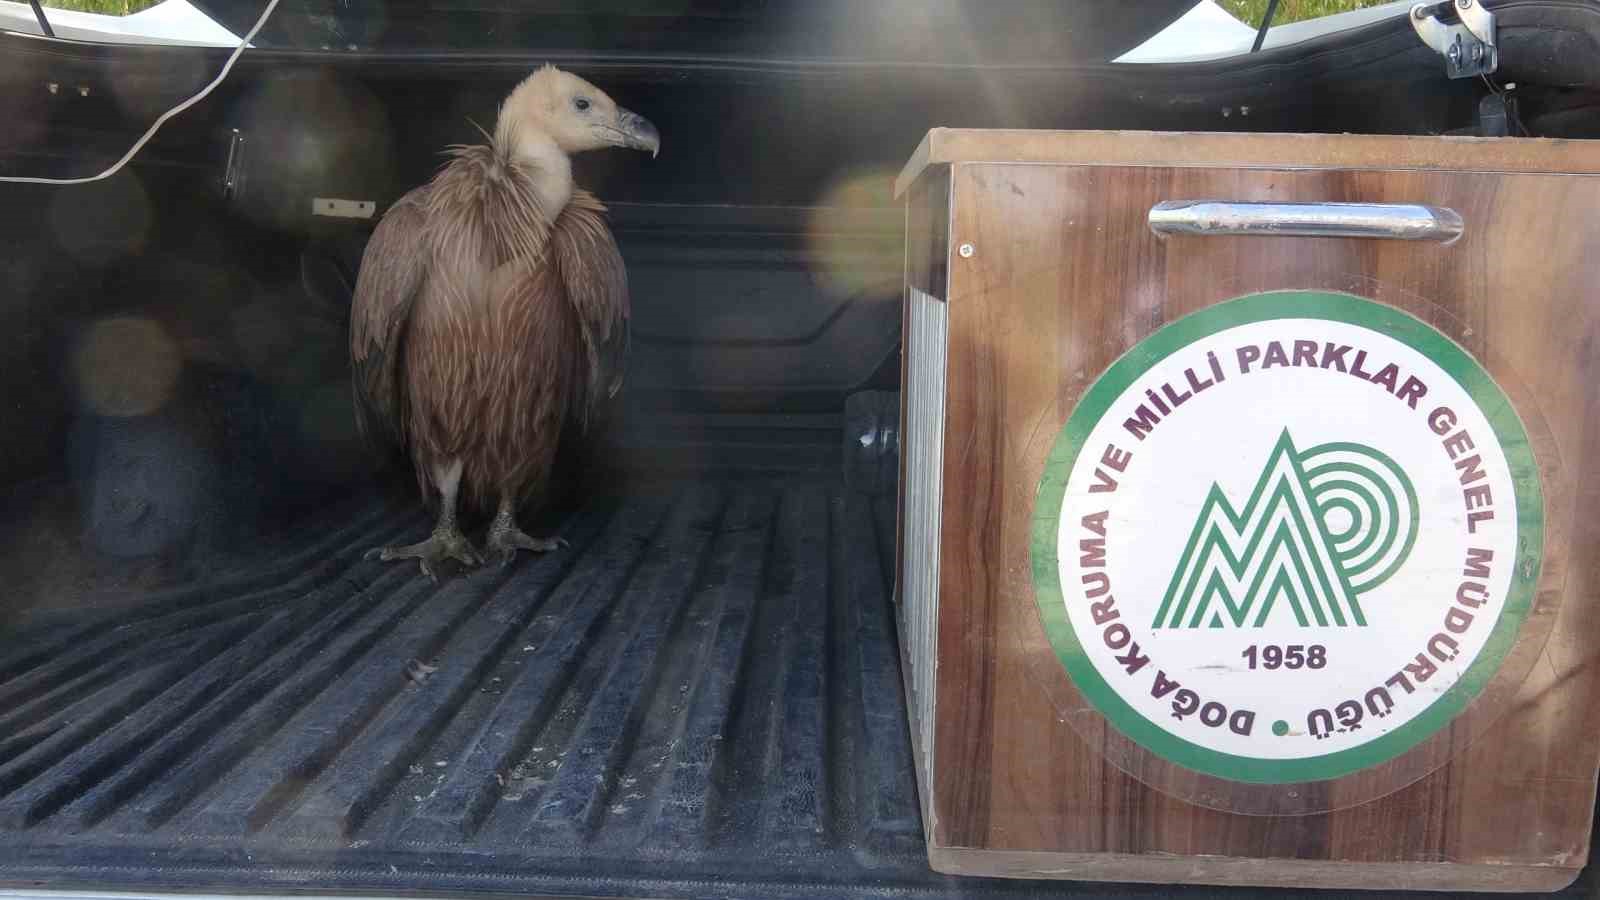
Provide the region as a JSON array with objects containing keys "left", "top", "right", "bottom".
[
  {"left": 4, "top": 1, "right": 1599, "bottom": 895},
  {"left": 0, "top": 474, "right": 1040, "bottom": 898}
]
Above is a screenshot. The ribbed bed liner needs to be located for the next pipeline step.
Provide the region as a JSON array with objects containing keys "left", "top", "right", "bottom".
[{"left": 0, "top": 473, "right": 1052, "bottom": 899}]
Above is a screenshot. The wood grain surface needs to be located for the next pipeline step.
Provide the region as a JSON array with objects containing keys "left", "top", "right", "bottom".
[
  {"left": 895, "top": 129, "right": 1600, "bottom": 197},
  {"left": 906, "top": 142, "right": 1600, "bottom": 889}
]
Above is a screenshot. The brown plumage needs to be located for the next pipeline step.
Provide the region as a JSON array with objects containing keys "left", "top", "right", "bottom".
[{"left": 350, "top": 66, "right": 658, "bottom": 577}]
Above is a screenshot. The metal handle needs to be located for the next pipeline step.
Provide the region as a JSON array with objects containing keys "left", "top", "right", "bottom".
[{"left": 1148, "top": 201, "right": 1464, "bottom": 242}]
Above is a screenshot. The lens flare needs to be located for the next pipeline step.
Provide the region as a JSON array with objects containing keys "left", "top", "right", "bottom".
[
  {"left": 74, "top": 316, "right": 182, "bottom": 417},
  {"left": 806, "top": 166, "right": 900, "bottom": 301}
]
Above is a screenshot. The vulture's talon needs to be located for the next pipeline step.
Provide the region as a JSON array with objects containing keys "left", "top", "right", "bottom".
[
  {"left": 486, "top": 520, "right": 566, "bottom": 560},
  {"left": 365, "top": 527, "right": 479, "bottom": 580}
]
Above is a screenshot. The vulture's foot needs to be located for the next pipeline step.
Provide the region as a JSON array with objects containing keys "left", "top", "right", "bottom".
[
  {"left": 364, "top": 527, "right": 481, "bottom": 582},
  {"left": 485, "top": 519, "right": 568, "bottom": 567}
]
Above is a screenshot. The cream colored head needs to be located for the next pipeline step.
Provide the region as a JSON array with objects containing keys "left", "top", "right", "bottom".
[{"left": 495, "top": 65, "right": 660, "bottom": 159}]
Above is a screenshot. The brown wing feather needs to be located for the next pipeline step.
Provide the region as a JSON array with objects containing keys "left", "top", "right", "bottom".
[
  {"left": 549, "top": 189, "right": 630, "bottom": 431},
  {"left": 392, "top": 143, "right": 568, "bottom": 509},
  {"left": 353, "top": 141, "right": 607, "bottom": 511},
  {"left": 350, "top": 185, "right": 430, "bottom": 454},
  {"left": 402, "top": 256, "right": 579, "bottom": 513}
]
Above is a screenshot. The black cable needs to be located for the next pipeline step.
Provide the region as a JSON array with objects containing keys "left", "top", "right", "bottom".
[
  {"left": 27, "top": 0, "right": 55, "bottom": 38},
  {"left": 1251, "top": 0, "right": 1281, "bottom": 52}
]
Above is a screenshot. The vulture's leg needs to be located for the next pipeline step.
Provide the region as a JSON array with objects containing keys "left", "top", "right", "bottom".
[
  {"left": 485, "top": 494, "right": 568, "bottom": 565},
  {"left": 365, "top": 457, "right": 481, "bottom": 581}
]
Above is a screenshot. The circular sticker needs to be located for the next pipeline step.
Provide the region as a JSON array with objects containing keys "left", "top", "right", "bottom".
[{"left": 1030, "top": 291, "right": 1543, "bottom": 785}]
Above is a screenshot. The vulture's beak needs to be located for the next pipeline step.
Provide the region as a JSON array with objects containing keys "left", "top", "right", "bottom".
[{"left": 613, "top": 108, "right": 660, "bottom": 158}]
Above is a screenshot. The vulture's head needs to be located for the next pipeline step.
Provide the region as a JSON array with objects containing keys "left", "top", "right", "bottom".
[{"left": 497, "top": 65, "right": 661, "bottom": 159}]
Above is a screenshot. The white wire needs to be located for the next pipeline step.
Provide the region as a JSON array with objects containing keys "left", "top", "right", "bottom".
[{"left": 0, "top": 0, "right": 281, "bottom": 185}]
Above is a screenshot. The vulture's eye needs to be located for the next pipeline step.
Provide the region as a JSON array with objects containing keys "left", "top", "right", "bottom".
[{"left": 573, "top": 97, "right": 591, "bottom": 112}]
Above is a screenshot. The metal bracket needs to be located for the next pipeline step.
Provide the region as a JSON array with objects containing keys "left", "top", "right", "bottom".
[
  {"left": 222, "top": 128, "right": 245, "bottom": 202},
  {"left": 311, "top": 198, "right": 377, "bottom": 219},
  {"left": 1410, "top": 0, "right": 1497, "bottom": 79}
]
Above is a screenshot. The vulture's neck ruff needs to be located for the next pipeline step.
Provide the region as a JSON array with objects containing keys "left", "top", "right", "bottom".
[{"left": 427, "top": 128, "right": 571, "bottom": 273}]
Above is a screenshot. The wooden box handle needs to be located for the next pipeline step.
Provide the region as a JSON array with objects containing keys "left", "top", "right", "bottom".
[{"left": 1149, "top": 200, "right": 1464, "bottom": 242}]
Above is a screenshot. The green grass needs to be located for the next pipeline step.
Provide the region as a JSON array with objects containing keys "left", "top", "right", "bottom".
[
  {"left": 40, "top": 0, "right": 160, "bottom": 14},
  {"left": 1218, "top": 0, "right": 1394, "bottom": 27}
]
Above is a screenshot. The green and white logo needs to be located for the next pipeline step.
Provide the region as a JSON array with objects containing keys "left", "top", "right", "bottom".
[
  {"left": 1031, "top": 292, "right": 1542, "bottom": 784},
  {"left": 1153, "top": 430, "right": 1417, "bottom": 630}
]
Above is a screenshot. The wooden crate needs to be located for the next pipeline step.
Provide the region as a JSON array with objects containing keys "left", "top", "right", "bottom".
[{"left": 894, "top": 129, "right": 1600, "bottom": 891}]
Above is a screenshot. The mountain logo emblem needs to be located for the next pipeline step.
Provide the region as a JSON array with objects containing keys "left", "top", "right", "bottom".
[
  {"left": 1030, "top": 292, "right": 1545, "bottom": 789},
  {"left": 1151, "top": 429, "right": 1418, "bottom": 630}
]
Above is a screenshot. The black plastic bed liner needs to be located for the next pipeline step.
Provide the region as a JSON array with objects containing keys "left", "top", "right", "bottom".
[
  {"left": 0, "top": 473, "right": 1005, "bottom": 898},
  {"left": 2, "top": 472, "right": 1598, "bottom": 900}
]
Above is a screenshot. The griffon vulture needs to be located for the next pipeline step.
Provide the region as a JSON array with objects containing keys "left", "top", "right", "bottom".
[{"left": 350, "top": 66, "right": 658, "bottom": 577}]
